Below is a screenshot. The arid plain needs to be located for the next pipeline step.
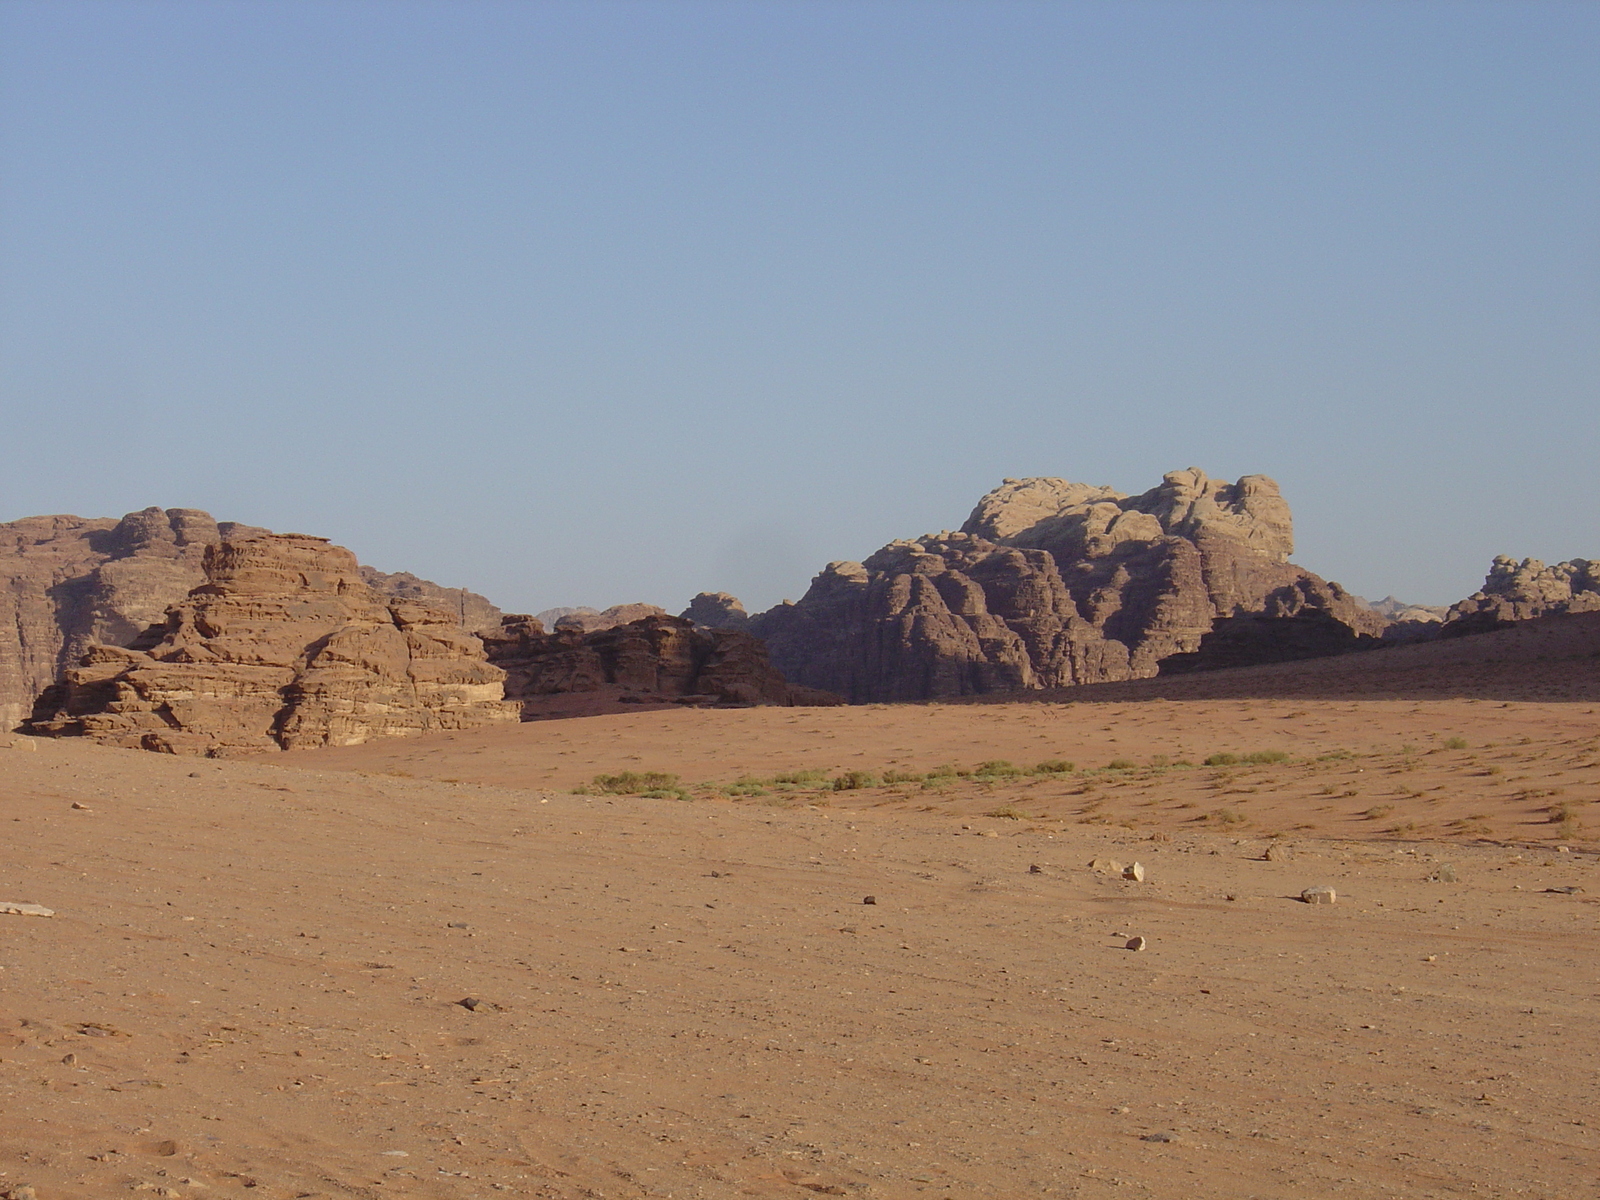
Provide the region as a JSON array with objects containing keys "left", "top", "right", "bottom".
[{"left": 4, "top": 618, "right": 1599, "bottom": 1200}]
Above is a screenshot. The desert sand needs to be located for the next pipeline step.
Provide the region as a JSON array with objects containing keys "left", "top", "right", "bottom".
[{"left": 3, "top": 673, "right": 1598, "bottom": 1199}]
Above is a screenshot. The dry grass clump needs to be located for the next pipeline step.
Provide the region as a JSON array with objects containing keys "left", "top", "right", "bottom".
[{"left": 1204, "top": 750, "right": 1289, "bottom": 767}]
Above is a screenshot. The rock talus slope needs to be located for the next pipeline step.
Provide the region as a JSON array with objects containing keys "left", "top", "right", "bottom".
[
  {"left": 751, "top": 468, "right": 1381, "bottom": 701},
  {"left": 25, "top": 534, "right": 518, "bottom": 754}
]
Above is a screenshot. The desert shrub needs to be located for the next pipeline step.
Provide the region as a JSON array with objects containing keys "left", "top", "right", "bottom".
[
  {"left": 593, "top": 770, "right": 680, "bottom": 794},
  {"left": 984, "top": 805, "right": 1026, "bottom": 820},
  {"left": 1107, "top": 758, "right": 1137, "bottom": 770},
  {"left": 882, "top": 769, "right": 924, "bottom": 784},
  {"left": 1548, "top": 801, "right": 1579, "bottom": 825},
  {"left": 723, "top": 778, "right": 769, "bottom": 797},
  {"left": 1204, "top": 753, "right": 1239, "bottom": 767},
  {"left": 1362, "top": 804, "right": 1394, "bottom": 820},
  {"left": 1243, "top": 750, "right": 1289, "bottom": 764},
  {"left": 772, "top": 769, "right": 828, "bottom": 785},
  {"left": 1443, "top": 737, "right": 1468, "bottom": 750},
  {"left": 1211, "top": 808, "right": 1246, "bottom": 825},
  {"left": 924, "top": 763, "right": 960, "bottom": 779},
  {"left": 1034, "top": 759, "right": 1075, "bottom": 774},
  {"left": 976, "top": 760, "right": 1023, "bottom": 777},
  {"left": 832, "top": 771, "right": 879, "bottom": 791}
]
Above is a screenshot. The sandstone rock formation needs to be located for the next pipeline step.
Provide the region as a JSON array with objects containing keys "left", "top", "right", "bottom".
[
  {"left": 1442, "top": 556, "right": 1600, "bottom": 635},
  {"left": 749, "top": 469, "right": 1382, "bottom": 702},
  {"left": 0, "top": 508, "right": 267, "bottom": 731},
  {"left": 482, "top": 613, "right": 841, "bottom": 711},
  {"left": 680, "top": 592, "right": 750, "bottom": 629},
  {"left": 359, "top": 566, "right": 504, "bottom": 635},
  {"left": 1362, "top": 595, "right": 1448, "bottom": 624},
  {"left": 25, "top": 534, "right": 518, "bottom": 755},
  {"left": 550, "top": 601, "right": 668, "bottom": 640},
  {"left": 1, "top": 507, "right": 507, "bottom": 732}
]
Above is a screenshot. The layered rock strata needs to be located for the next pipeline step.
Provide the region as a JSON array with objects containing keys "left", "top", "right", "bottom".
[
  {"left": 749, "top": 469, "right": 1382, "bottom": 702},
  {"left": 1, "top": 506, "right": 504, "bottom": 732},
  {"left": 0, "top": 508, "right": 267, "bottom": 731},
  {"left": 482, "top": 613, "right": 842, "bottom": 710},
  {"left": 25, "top": 534, "right": 518, "bottom": 755}
]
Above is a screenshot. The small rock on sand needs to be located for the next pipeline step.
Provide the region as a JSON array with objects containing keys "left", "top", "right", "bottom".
[
  {"left": 1123, "top": 862, "right": 1145, "bottom": 882},
  {"left": 1301, "top": 886, "right": 1337, "bottom": 905},
  {"left": 1089, "top": 858, "right": 1124, "bottom": 875},
  {"left": 0, "top": 902, "right": 54, "bottom": 917},
  {"left": 1125, "top": 936, "right": 1147, "bottom": 951},
  {"left": 1431, "top": 864, "right": 1458, "bottom": 883},
  {"left": 1264, "top": 842, "right": 1293, "bottom": 861}
]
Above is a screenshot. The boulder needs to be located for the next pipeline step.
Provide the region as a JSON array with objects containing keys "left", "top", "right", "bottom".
[{"left": 24, "top": 534, "right": 518, "bottom": 755}]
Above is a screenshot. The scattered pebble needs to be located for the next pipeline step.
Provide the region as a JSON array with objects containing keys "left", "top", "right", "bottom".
[
  {"left": 71, "top": 801, "right": 92, "bottom": 811},
  {"left": 1301, "top": 886, "right": 1337, "bottom": 905},
  {"left": 1028, "top": 863, "right": 1042, "bottom": 874},
  {"left": 457, "top": 997, "right": 482, "bottom": 1011},
  {"left": 862, "top": 895, "right": 877, "bottom": 905},
  {"left": 1140, "top": 1131, "right": 1176, "bottom": 1143},
  {"left": 1125, "top": 936, "right": 1147, "bottom": 951}
]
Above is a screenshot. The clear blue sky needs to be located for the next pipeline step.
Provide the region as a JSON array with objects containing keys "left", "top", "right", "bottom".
[{"left": 2, "top": 1, "right": 1595, "bottom": 614}]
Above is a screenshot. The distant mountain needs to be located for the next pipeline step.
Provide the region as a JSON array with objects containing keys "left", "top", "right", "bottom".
[{"left": 746, "top": 468, "right": 1383, "bottom": 702}]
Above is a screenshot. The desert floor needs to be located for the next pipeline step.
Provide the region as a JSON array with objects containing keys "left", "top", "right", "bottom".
[{"left": 3, "top": 686, "right": 1598, "bottom": 1199}]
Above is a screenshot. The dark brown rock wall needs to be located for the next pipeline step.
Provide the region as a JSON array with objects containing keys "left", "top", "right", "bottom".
[{"left": 483, "top": 613, "right": 841, "bottom": 710}]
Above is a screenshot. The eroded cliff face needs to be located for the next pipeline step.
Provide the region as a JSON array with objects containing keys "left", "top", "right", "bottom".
[
  {"left": 25, "top": 534, "right": 518, "bottom": 755},
  {"left": 0, "top": 508, "right": 271, "bottom": 731},
  {"left": 482, "top": 613, "right": 841, "bottom": 710},
  {"left": 750, "top": 469, "right": 1380, "bottom": 702},
  {"left": 1, "top": 507, "right": 505, "bottom": 732}
]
